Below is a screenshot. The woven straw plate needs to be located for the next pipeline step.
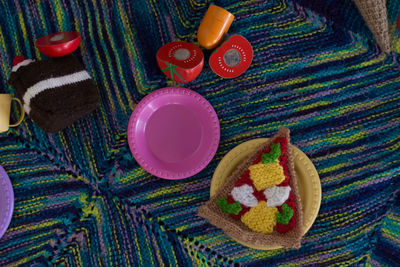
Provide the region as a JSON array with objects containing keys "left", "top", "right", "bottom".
[{"left": 210, "top": 138, "right": 321, "bottom": 250}]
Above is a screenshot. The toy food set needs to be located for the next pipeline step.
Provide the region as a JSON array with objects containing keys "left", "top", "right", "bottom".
[
  {"left": 156, "top": 42, "right": 204, "bottom": 83},
  {"left": 199, "top": 127, "right": 305, "bottom": 248},
  {"left": 0, "top": 94, "right": 24, "bottom": 133},
  {"left": 1, "top": 6, "right": 321, "bottom": 251},
  {"left": 157, "top": 5, "right": 252, "bottom": 82}
]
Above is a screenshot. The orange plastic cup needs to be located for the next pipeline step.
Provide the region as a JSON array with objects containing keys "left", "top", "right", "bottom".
[{"left": 197, "top": 5, "right": 234, "bottom": 50}]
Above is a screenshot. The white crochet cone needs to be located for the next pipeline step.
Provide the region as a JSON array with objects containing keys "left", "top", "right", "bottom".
[{"left": 353, "top": 0, "right": 390, "bottom": 52}]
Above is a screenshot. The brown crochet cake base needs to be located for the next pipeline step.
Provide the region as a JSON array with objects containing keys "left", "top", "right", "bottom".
[{"left": 198, "top": 127, "right": 304, "bottom": 249}]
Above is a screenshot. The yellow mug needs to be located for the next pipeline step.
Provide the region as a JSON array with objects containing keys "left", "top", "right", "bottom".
[{"left": 0, "top": 94, "right": 24, "bottom": 133}]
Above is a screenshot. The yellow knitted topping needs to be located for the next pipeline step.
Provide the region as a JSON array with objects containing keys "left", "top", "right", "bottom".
[
  {"left": 248, "top": 162, "right": 285, "bottom": 191},
  {"left": 241, "top": 201, "right": 278, "bottom": 234}
]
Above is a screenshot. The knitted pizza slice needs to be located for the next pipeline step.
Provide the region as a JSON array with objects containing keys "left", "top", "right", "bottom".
[{"left": 198, "top": 127, "right": 304, "bottom": 248}]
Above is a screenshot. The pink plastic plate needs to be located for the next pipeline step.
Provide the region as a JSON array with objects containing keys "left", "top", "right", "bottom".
[
  {"left": 0, "top": 165, "right": 14, "bottom": 239},
  {"left": 128, "top": 87, "right": 220, "bottom": 179}
]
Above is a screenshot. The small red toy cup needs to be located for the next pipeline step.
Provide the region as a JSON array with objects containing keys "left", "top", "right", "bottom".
[
  {"left": 35, "top": 31, "right": 81, "bottom": 57},
  {"left": 209, "top": 35, "right": 253, "bottom": 79},
  {"left": 156, "top": 41, "right": 204, "bottom": 83}
]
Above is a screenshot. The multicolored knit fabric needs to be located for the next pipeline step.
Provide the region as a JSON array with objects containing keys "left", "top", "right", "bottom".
[{"left": 0, "top": 0, "right": 400, "bottom": 266}]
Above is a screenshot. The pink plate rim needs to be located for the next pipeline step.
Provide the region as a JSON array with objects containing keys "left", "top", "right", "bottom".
[{"left": 127, "top": 87, "right": 220, "bottom": 180}]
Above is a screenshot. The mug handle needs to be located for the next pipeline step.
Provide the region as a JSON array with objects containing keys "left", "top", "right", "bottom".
[{"left": 9, "top": 97, "right": 24, "bottom": 127}]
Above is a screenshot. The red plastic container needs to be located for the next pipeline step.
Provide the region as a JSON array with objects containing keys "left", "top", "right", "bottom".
[
  {"left": 209, "top": 35, "right": 253, "bottom": 79},
  {"left": 156, "top": 41, "right": 204, "bottom": 83},
  {"left": 35, "top": 31, "right": 81, "bottom": 57}
]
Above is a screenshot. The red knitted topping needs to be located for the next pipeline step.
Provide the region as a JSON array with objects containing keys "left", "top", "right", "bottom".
[
  {"left": 228, "top": 194, "right": 251, "bottom": 219},
  {"left": 234, "top": 170, "right": 253, "bottom": 187},
  {"left": 276, "top": 192, "right": 296, "bottom": 233},
  {"left": 253, "top": 190, "right": 266, "bottom": 202},
  {"left": 276, "top": 137, "right": 290, "bottom": 186},
  {"left": 230, "top": 205, "right": 250, "bottom": 220},
  {"left": 12, "top": 56, "right": 26, "bottom": 66},
  {"left": 275, "top": 137, "right": 287, "bottom": 153},
  {"left": 274, "top": 137, "right": 296, "bottom": 232}
]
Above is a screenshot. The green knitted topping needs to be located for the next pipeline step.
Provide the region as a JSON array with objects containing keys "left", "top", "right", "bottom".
[
  {"left": 217, "top": 197, "right": 242, "bottom": 215},
  {"left": 261, "top": 143, "right": 281, "bottom": 164},
  {"left": 276, "top": 203, "right": 293, "bottom": 225}
]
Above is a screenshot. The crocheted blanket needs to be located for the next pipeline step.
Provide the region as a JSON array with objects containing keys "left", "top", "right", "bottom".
[{"left": 0, "top": 0, "right": 399, "bottom": 265}]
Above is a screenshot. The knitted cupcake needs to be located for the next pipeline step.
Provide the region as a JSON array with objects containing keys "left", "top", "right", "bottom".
[
  {"left": 198, "top": 127, "right": 304, "bottom": 248},
  {"left": 8, "top": 55, "right": 99, "bottom": 133}
]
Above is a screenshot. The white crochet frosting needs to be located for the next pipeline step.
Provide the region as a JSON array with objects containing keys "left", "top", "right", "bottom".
[
  {"left": 12, "top": 59, "right": 34, "bottom": 72},
  {"left": 22, "top": 70, "right": 91, "bottom": 114},
  {"left": 231, "top": 184, "right": 258, "bottom": 207},
  {"left": 264, "top": 185, "right": 291, "bottom": 207}
]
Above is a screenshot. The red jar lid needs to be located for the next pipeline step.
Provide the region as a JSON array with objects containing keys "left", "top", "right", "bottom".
[{"left": 35, "top": 31, "right": 81, "bottom": 57}]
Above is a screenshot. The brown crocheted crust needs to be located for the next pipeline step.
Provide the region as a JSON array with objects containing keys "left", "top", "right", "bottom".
[{"left": 198, "top": 127, "right": 304, "bottom": 248}]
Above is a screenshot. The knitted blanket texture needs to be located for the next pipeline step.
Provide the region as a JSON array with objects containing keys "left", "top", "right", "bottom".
[{"left": 0, "top": 0, "right": 399, "bottom": 266}]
